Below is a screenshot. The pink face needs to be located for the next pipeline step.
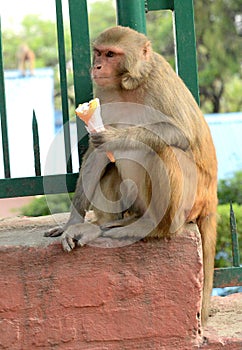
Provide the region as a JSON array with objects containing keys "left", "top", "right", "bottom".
[{"left": 91, "top": 45, "right": 124, "bottom": 87}]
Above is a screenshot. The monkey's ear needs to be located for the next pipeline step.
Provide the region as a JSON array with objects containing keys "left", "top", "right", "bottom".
[
  {"left": 121, "top": 41, "right": 152, "bottom": 90},
  {"left": 143, "top": 41, "right": 151, "bottom": 61}
]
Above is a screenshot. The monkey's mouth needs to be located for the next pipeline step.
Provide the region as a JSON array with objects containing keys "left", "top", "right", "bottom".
[
  {"left": 93, "top": 76, "right": 109, "bottom": 80},
  {"left": 92, "top": 71, "right": 123, "bottom": 78},
  {"left": 92, "top": 76, "right": 121, "bottom": 86},
  {"left": 93, "top": 76, "right": 119, "bottom": 80}
]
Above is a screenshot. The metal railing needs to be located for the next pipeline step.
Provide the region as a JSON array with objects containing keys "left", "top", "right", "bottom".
[{"left": 213, "top": 204, "right": 241, "bottom": 288}]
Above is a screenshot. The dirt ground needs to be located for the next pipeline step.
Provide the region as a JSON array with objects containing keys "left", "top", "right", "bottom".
[{"left": 204, "top": 293, "right": 242, "bottom": 341}]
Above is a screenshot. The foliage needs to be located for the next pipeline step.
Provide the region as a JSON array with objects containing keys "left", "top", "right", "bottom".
[
  {"left": 3, "top": 15, "right": 58, "bottom": 68},
  {"left": 221, "top": 75, "right": 242, "bottom": 112},
  {"left": 216, "top": 204, "right": 242, "bottom": 268},
  {"left": 194, "top": 0, "right": 242, "bottom": 113},
  {"left": 146, "top": 10, "right": 174, "bottom": 67},
  {"left": 20, "top": 194, "right": 73, "bottom": 217},
  {"left": 218, "top": 171, "right": 242, "bottom": 205},
  {"left": 2, "top": 13, "right": 73, "bottom": 113},
  {"left": 88, "top": 0, "right": 116, "bottom": 41},
  {"left": 20, "top": 196, "right": 51, "bottom": 217},
  {"left": 216, "top": 171, "right": 242, "bottom": 267},
  {"left": 89, "top": 0, "right": 242, "bottom": 113}
]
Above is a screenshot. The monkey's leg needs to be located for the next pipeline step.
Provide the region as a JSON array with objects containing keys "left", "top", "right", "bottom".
[
  {"left": 198, "top": 213, "right": 217, "bottom": 325},
  {"left": 19, "top": 59, "right": 26, "bottom": 76},
  {"left": 61, "top": 217, "right": 155, "bottom": 250},
  {"left": 45, "top": 149, "right": 110, "bottom": 238},
  {"left": 98, "top": 217, "right": 155, "bottom": 247},
  {"left": 61, "top": 155, "right": 153, "bottom": 249},
  {"left": 61, "top": 217, "right": 155, "bottom": 251},
  {"left": 44, "top": 187, "right": 91, "bottom": 238},
  {"left": 29, "top": 54, "right": 35, "bottom": 75},
  {"left": 100, "top": 214, "right": 138, "bottom": 230},
  {"left": 92, "top": 163, "right": 124, "bottom": 225},
  {"left": 96, "top": 158, "right": 147, "bottom": 231}
]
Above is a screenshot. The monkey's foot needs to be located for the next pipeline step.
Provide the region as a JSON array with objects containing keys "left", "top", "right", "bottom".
[
  {"left": 44, "top": 226, "right": 64, "bottom": 237},
  {"left": 61, "top": 222, "right": 102, "bottom": 252},
  {"left": 100, "top": 214, "right": 138, "bottom": 230},
  {"left": 61, "top": 218, "right": 155, "bottom": 251},
  {"left": 97, "top": 217, "right": 155, "bottom": 247}
]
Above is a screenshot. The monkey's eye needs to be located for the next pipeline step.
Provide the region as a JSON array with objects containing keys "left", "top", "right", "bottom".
[
  {"left": 106, "top": 51, "right": 115, "bottom": 57},
  {"left": 94, "top": 49, "right": 101, "bottom": 57}
]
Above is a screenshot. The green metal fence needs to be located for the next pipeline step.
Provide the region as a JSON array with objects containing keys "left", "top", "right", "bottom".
[{"left": 0, "top": 0, "right": 241, "bottom": 287}]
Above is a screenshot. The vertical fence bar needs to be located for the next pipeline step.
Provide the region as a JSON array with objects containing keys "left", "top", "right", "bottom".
[
  {"left": 68, "top": 0, "right": 92, "bottom": 166},
  {"left": 0, "top": 18, "right": 11, "bottom": 178},
  {"left": 147, "top": 0, "right": 174, "bottom": 11},
  {"left": 32, "top": 110, "right": 41, "bottom": 176},
  {"left": 55, "top": 0, "right": 73, "bottom": 173},
  {"left": 116, "top": 0, "right": 147, "bottom": 34},
  {"left": 230, "top": 203, "right": 241, "bottom": 267},
  {"left": 173, "top": 0, "right": 200, "bottom": 104}
]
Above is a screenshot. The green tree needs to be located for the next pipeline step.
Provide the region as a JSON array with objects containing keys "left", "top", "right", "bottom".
[
  {"left": 89, "top": 0, "right": 242, "bottom": 113},
  {"left": 89, "top": 0, "right": 116, "bottom": 41},
  {"left": 221, "top": 75, "right": 242, "bottom": 112},
  {"left": 218, "top": 171, "right": 242, "bottom": 205},
  {"left": 2, "top": 14, "right": 72, "bottom": 69},
  {"left": 1, "top": 28, "right": 21, "bottom": 69},
  {"left": 21, "top": 15, "right": 58, "bottom": 67},
  {"left": 20, "top": 194, "right": 73, "bottom": 216},
  {"left": 194, "top": 0, "right": 242, "bottom": 113},
  {"left": 146, "top": 10, "right": 174, "bottom": 66}
]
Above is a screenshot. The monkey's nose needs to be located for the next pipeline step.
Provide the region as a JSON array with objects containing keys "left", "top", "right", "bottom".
[{"left": 96, "top": 65, "right": 102, "bottom": 70}]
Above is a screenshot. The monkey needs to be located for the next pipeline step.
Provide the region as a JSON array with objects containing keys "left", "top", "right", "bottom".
[
  {"left": 17, "top": 44, "right": 35, "bottom": 76},
  {"left": 45, "top": 26, "right": 217, "bottom": 325}
]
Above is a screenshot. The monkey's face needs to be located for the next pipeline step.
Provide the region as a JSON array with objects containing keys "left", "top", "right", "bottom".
[{"left": 91, "top": 46, "right": 125, "bottom": 88}]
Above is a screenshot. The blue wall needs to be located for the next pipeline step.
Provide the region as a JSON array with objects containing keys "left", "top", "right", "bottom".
[
  {"left": 0, "top": 68, "right": 55, "bottom": 178},
  {"left": 205, "top": 112, "right": 242, "bottom": 179}
]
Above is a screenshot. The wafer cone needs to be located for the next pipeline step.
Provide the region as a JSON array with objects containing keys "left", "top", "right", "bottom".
[{"left": 75, "top": 98, "right": 115, "bottom": 162}]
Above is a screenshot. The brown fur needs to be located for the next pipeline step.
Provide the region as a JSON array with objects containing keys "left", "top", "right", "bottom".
[
  {"left": 17, "top": 44, "right": 35, "bottom": 76},
  {"left": 46, "top": 26, "right": 217, "bottom": 325}
]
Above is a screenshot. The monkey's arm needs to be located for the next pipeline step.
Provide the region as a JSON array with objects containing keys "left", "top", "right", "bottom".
[{"left": 91, "top": 122, "right": 189, "bottom": 152}]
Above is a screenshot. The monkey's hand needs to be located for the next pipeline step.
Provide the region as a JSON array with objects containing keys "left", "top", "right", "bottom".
[
  {"left": 61, "top": 222, "right": 102, "bottom": 252},
  {"left": 90, "top": 126, "right": 123, "bottom": 149}
]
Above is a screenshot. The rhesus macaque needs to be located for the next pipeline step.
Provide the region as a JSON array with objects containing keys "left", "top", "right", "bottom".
[
  {"left": 46, "top": 26, "right": 217, "bottom": 324},
  {"left": 17, "top": 44, "right": 35, "bottom": 76}
]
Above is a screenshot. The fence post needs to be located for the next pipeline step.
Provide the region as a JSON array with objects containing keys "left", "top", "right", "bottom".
[
  {"left": 32, "top": 110, "right": 41, "bottom": 176},
  {"left": 230, "top": 203, "right": 241, "bottom": 267},
  {"left": 56, "top": 0, "right": 73, "bottom": 173},
  {"left": 0, "top": 18, "right": 11, "bottom": 178},
  {"left": 116, "top": 0, "right": 147, "bottom": 34},
  {"left": 68, "top": 0, "right": 92, "bottom": 165},
  {"left": 173, "top": 0, "right": 200, "bottom": 104}
]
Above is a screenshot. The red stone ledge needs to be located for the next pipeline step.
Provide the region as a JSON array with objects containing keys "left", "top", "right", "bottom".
[{"left": 0, "top": 215, "right": 241, "bottom": 349}]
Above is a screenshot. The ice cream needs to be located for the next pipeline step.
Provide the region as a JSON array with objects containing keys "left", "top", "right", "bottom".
[{"left": 75, "top": 98, "right": 115, "bottom": 162}]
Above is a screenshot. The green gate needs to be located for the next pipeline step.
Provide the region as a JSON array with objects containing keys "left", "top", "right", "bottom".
[{"left": 0, "top": 0, "right": 241, "bottom": 287}]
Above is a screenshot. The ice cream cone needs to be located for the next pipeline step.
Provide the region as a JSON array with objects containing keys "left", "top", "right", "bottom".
[{"left": 75, "top": 98, "right": 115, "bottom": 162}]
